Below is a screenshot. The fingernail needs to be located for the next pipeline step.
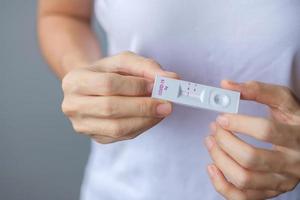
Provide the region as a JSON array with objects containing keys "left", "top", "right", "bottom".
[
  {"left": 156, "top": 103, "right": 172, "bottom": 117},
  {"left": 216, "top": 115, "right": 229, "bottom": 127},
  {"left": 165, "top": 71, "right": 179, "bottom": 78},
  {"left": 205, "top": 136, "right": 214, "bottom": 151},
  {"left": 147, "top": 82, "right": 154, "bottom": 93},
  {"left": 226, "top": 80, "right": 240, "bottom": 85},
  {"left": 208, "top": 165, "right": 216, "bottom": 178},
  {"left": 165, "top": 70, "right": 176, "bottom": 74},
  {"left": 210, "top": 122, "right": 217, "bottom": 135}
]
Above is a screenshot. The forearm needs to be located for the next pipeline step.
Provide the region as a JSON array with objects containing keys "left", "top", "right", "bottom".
[{"left": 38, "top": 12, "right": 101, "bottom": 79}]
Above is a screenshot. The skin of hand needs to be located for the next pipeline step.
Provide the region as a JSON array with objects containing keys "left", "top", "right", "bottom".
[
  {"left": 205, "top": 80, "right": 300, "bottom": 200},
  {"left": 61, "top": 51, "right": 179, "bottom": 144},
  {"left": 38, "top": 2, "right": 178, "bottom": 143}
]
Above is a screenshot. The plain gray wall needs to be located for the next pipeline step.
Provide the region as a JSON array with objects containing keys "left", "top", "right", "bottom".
[{"left": 0, "top": 1, "right": 105, "bottom": 199}]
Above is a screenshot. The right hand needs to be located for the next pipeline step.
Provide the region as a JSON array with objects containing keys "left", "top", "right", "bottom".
[{"left": 61, "top": 51, "right": 179, "bottom": 144}]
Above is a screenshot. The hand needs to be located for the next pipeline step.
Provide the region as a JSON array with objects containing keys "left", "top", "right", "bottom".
[
  {"left": 61, "top": 51, "right": 178, "bottom": 144},
  {"left": 205, "top": 80, "right": 300, "bottom": 200}
]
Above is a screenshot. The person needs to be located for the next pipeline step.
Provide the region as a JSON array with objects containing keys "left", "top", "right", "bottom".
[{"left": 37, "top": 0, "right": 300, "bottom": 199}]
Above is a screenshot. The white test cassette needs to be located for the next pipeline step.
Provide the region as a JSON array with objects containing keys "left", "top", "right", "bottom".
[{"left": 151, "top": 75, "right": 240, "bottom": 113}]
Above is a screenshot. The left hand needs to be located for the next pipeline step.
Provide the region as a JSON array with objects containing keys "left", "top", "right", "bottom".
[{"left": 205, "top": 80, "right": 300, "bottom": 200}]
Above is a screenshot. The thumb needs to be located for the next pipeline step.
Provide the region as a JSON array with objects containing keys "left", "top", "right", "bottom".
[
  {"left": 91, "top": 51, "right": 179, "bottom": 80},
  {"left": 221, "top": 80, "right": 298, "bottom": 110}
]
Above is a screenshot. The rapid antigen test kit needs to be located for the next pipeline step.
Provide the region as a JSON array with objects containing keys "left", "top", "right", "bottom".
[{"left": 151, "top": 75, "right": 240, "bottom": 113}]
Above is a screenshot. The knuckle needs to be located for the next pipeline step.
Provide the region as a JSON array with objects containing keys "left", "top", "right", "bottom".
[
  {"left": 137, "top": 99, "right": 154, "bottom": 116},
  {"left": 101, "top": 98, "right": 115, "bottom": 117},
  {"left": 133, "top": 83, "right": 146, "bottom": 95},
  {"left": 62, "top": 73, "right": 74, "bottom": 92},
  {"left": 72, "top": 122, "right": 86, "bottom": 133},
  {"left": 144, "top": 58, "right": 160, "bottom": 67},
  {"left": 243, "top": 81, "right": 261, "bottom": 98},
  {"left": 236, "top": 171, "right": 252, "bottom": 189},
  {"left": 246, "top": 81, "right": 261, "bottom": 91},
  {"left": 61, "top": 99, "right": 78, "bottom": 116},
  {"left": 101, "top": 74, "right": 115, "bottom": 94},
  {"left": 61, "top": 77, "right": 70, "bottom": 92},
  {"left": 225, "top": 116, "right": 235, "bottom": 129},
  {"left": 109, "top": 121, "right": 123, "bottom": 138},
  {"left": 130, "top": 79, "right": 147, "bottom": 95},
  {"left": 261, "top": 120, "right": 275, "bottom": 140},
  {"left": 61, "top": 100, "right": 69, "bottom": 114},
  {"left": 62, "top": 70, "right": 82, "bottom": 93},
  {"left": 242, "top": 148, "right": 259, "bottom": 169}
]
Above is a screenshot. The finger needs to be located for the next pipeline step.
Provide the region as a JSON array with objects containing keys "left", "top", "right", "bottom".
[
  {"left": 221, "top": 80, "right": 299, "bottom": 111},
  {"left": 71, "top": 96, "right": 172, "bottom": 118},
  {"left": 216, "top": 114, "right": 300, "bottom": 149},
  {"left": 207, "top": 164, "right": 247, "bottom": 200},
  {"left": 66, "top": 70, "right": 154, "bottom": 96},
  {"left": 91, "top": 134, "right": 141, "bottom": 144},
  {"left": 205, "top": 136, "right": 289, "bottom": 191},
  {"left": 244, "top": 190, "right": 280, "bottom": 200},
  {"left": 72, "top": 117, "right": 161, "bottom": 139},
  {"left": 92, "top": 51, "right": 179, "bottom": 80},
  {"left": 221, "top": 80, "right": 300, "bottom": 125},
  {"left": 207, "top": 164, "right": 280, "bottom": 200},
  {"left": 91, "top": 135, "right": 116, "bottom": 144},
  {"left": 212, "top": 122, "right": 287, "bottom": 173},
  {"left": 286, "top": 163, "right": 300, "bottom": 179}
]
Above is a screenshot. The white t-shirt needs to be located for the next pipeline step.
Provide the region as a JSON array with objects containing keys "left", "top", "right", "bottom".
[{"left": 81, "top": 1, "right": 300, "bottom": 199}]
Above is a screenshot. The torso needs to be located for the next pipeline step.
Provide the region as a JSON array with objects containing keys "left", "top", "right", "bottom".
[{"left": 80, "top": 1, "right": 300, "bottom": 199}]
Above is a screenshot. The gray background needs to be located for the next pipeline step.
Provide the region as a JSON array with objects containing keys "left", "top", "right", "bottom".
[{"left": 0, "top": 1, "right": 105, "bottom": 199}]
